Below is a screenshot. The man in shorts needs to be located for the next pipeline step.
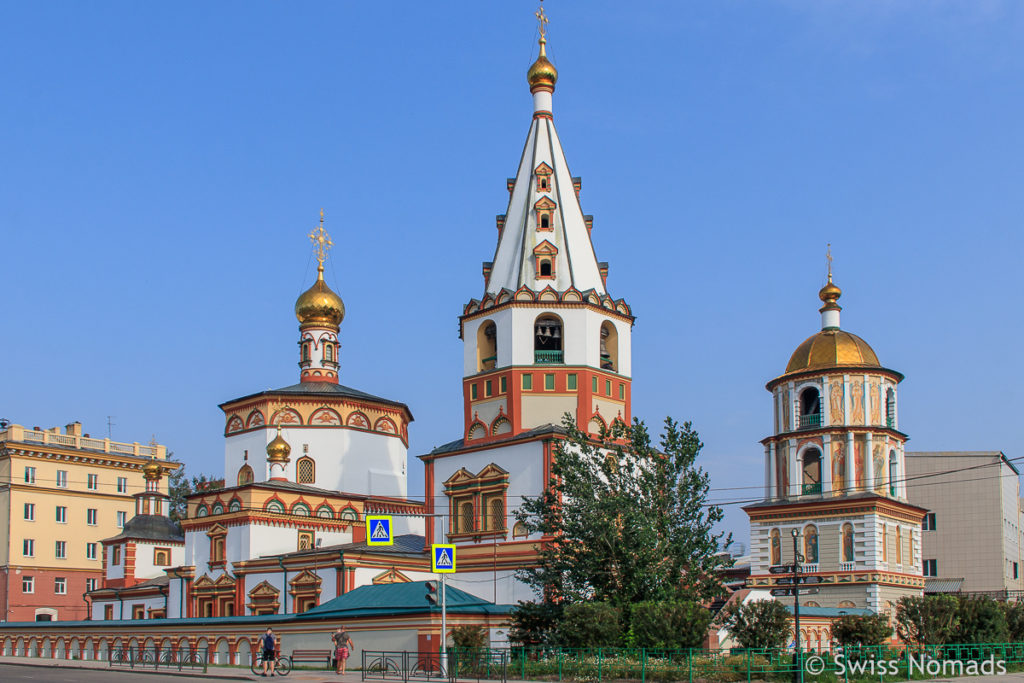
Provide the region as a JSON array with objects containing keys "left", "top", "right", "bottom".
[
  {"left": 261, "top": 627, "right": 277, "bottom": 676},
  {"left": 332, "top": 625, "right": 354, "bottom": 674}
]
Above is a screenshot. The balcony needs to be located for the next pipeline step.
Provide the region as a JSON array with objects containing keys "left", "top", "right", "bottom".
[
  {"left": 802, "top": 482, "right": 822, "bottom": 496},
  {"left": 534, "top": 350, "right": 563, "bottom": 364},
  {"left": 798, "top": 413, "right": 822, "bottom": 429},
  {"left": 839, "top": 562, "right": 855, "bottom": 572}
]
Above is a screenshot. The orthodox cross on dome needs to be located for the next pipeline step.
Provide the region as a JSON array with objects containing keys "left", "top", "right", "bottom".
[
  {"left": 535, "top": 2, "right": 549, "bottom": 38},
  {"left": 308, "top": 208, "right": 333, "bottom": 271},
  {"left": 826, "top": 243, "right": 833, "bottom": 282}
]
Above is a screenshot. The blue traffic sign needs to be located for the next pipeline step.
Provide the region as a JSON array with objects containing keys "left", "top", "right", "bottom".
[
  {"left": 432, "top": 544, "right": 456, "bottom": 573},
  {"left": 366, "top": 515, "right": 393, "bottom": 546}
]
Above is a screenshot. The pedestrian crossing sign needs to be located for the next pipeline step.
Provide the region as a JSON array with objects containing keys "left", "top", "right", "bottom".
[
  {"left": 366, "top": 515, "right": 393, "bottom": 546},
  {"left": 432, "top": 544, "right": 456, "bottom": 573}
]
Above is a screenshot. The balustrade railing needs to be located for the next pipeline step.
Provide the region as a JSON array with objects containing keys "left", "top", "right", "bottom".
[{"left": 0, "top": 425, "right": 165, "bottom": 458}]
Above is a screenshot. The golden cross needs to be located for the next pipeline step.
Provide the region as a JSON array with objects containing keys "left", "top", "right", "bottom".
[
  {"left": 307, "top": 208, "right": 333, "bottom": 270},
  {"left": 535, "top": 2, "right": 549, "bottom": 38},
  {"left": 826, "top": 243, "right": 833, "bottom": 281}
]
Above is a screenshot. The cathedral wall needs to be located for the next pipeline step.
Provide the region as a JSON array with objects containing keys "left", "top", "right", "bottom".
[
  {"left": 521, "top": 395, "right": 577, "bottom": 431},
  {"left": 225, "top": 430, "right": 271, "bottom": 485},
  {"left": 132, "top": 541, "right": 182, "bottom": 581},
  {"left": 447, "top": 568, "right": 536, "bottom": 605},
  {"left": 430, "top": 441, "right": 544, "bottom": 544}
]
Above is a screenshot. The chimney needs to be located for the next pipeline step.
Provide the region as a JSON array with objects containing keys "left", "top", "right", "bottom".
[{"left": 65, "top": 422, "right": 82, "bottom": 437}]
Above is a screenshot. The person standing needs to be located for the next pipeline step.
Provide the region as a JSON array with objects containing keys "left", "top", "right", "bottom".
[
  {"left": 332, "top": 625, "right": 354, "bottom": 674},
  {"left": 261, "top": 627, "right": 277, "bottom": 677}
]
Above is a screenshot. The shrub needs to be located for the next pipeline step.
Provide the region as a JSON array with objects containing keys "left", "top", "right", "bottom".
[
  {"left": 508, "top": 601, "right": 563, "bottom": 646},
  {"left": 831, "top": 613, "right": 892, "bottom": 646},
  {"left": 451, "top": 625, "right": 488, "bottom": 650},
  {"left": 631, "top": 600, "right": 712, "bottom": 649},
  {"left": 556, "top": 602, "right": 623, "bottom": 647},
  {"left": 1003, "top": 601, "right": 1024, "bottom": 641},
  {"left": 895, "top": 595, "right": 958, "bottom": 646},
  {"left": 721, "top": 599, "right": 791, "bottom": 650},
  {"left": 953, "top": 596, "right": 1008, "bottom": 644}
]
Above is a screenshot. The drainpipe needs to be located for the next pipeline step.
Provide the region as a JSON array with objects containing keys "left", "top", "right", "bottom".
[
  {"left": 82, "top": 591, "right": 91, "bottom": 620},
  {"left": 339, "top": 551, "right": 345, "bottom": 595},
  {"left": 277, "top": 558, "right": 288, "bottom": 614},
  {"left": 159, "top": 585, "right": 169, "bottom": 618}
]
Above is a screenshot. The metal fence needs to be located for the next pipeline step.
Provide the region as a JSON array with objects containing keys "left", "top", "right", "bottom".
[
  {"left": 485, "top": 643, "right": 1024, "bottom": 683},
  {"left": 362, "top": 650, "right": 507, "bottom": 683},
  {"left": 108, "top": 646, "right": 209, "bottom": 674}
]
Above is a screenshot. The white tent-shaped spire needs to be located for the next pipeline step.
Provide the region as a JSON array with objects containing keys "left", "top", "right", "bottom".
[{"left": 485, "top": 34, "right": 606, "bottom": 296}]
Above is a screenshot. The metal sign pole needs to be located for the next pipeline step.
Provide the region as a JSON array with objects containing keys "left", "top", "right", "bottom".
[
  {"left": 791, "top": 530, "right": 802, "bottom": 683},
  {"left": 441, "top": 573, "right": 448, "bottom": 673}
]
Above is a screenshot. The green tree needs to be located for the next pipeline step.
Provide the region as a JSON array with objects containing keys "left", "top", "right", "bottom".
[
  {"left": 631, "top": 600, "right": 712, "bottom": 649},
  {"left": 830, "top": 613, "right": 892, "bottom": 646},
  {"left": 1002, "top": 601, "right": 1024, "bottom": 641},
  {"left": 721, "top": 599, "right": 791, "bottom": 650},
  {"left": 167, "top": 452, "right": 216, "bottom": 522},
  {"left": 508, "top": 601, "right": 563, "bottom": 646},
  {"left": 451, "top": 625, "right": 488, "bottom": 650},
  {"left": 556, "top": 602, "right": 622, "bottom": 647},
  {"left": 895, "top": 595, "right": 959, "bottom": 646},
  {"left": 953, "top": 596, "right": 1008, "bottom": 644},
  {"left": 515, "top": 416, "right": 731, "bottom": 608}
]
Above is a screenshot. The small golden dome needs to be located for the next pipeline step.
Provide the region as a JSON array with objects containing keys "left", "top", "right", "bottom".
[
  {"left": 295, "top": 266, "right": 345, "bottom": 327},
  {"left": 785, "top": 329, "right": 880, "bottom": 375},
  {"left": 527, "top": 37, "right": 558, "bottom": 92},
  {"left": 142, "top": 459, "right": 162, "bottom": 481},
  {"left": 266, "top": 426, "right": 291, "bottom": 463},
  {"left": 819, "top": 277, "right": 842, "bottom": 309}
]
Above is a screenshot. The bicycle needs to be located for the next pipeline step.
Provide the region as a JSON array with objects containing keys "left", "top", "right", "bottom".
[{"left": 251, "top": 651, "right": 292, "bottom": 676}]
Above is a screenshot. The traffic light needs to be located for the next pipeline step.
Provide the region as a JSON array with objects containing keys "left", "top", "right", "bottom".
[{"left": 425, "top": 580, "right": 438, "bottom": 606}]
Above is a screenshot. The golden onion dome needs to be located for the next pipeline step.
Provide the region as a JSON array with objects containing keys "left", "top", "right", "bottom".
[
  {"left": 527, "top": 37, "right": 558, "bottom": 91},
  {"left": 295, "top": 266, "right": 345, "bottom": 327},
  {"left": 266, "top": 426, "right": 291, "bottom": 463},
  {"left": 785, "top": 329, "right": 881, "bottom": 375},
  {"left": 142, "top": 458, "right": 162, "bottom": 481}
]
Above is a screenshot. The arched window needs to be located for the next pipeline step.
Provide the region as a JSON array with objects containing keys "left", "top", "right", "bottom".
[
  {"left": 804, "top": 525, "right": 818, "bottom": 564},
  {"left": 770, "top": 528, "right": 781, "bottom": 566},
  {"left": 459, "top": 501, "right": 474, "bottom": 533},
  {"left": 512, "top": 521, "right": 529, "bottom": 538},
  {"left": 296, "top": 457, "right": 315, "bottom": 484},
  {"left": 211, "top": 502, "right": 224, "bottom": 515},
  {"left": 886, "top": 388, "right": 896, "bottom": 427},
  {"left": 292, "top": 502, "right": 311, "bottom": 517},
  {"left": 339, "top": 508, "right": 358, "bottom": 522},
  {"left": 487, "top": 496, "right": 504, "bottom": 531},
  {"left": 539, "top": 260, "right": 552, "bottom": 277},
  {"left": 228, "top": 499, "right": 241, "bottom": 513},
  {"left": 265, "top": 500, "right": 285, "bottom": 514},
  {"left": 477, "top": 321, "right": 497, "bottom": 371},
  {"left": 301, "top": 344, "right": 310, "bottom": 362},
  {"left": 540, "top": 214, "right": 550, "bottom": 229},
  {"left": 534, "top": 314, "right": 563, "bottom": 364},
  {"left": 801, "top": 448, "right": 822, "bottom": 496},
  {"left": 799, "top": 387, "right": 821, "bottom": 428},
  {"left": 889, "top": 451, "right": 898, "bottom": 497},
  {"left": 195, "top": 505, "right": 209, "bottom": 518},
  {"left": 600, "top": 322, "right": 618, "bottom": 371},
  {"left": 316, "top": 505, "right": 333, "bottom": 519},
  {"left": 237, "top": 465, "right": 254, "bottom": 486},
  {"left": 540, "top": 178, "right": 548, "bottom": 191},
  {"left": 324, "top": 344, "right": 333, "bottom": 362},
  {"left": 841, "top": 523, "right": 854, "bottom": 563}
]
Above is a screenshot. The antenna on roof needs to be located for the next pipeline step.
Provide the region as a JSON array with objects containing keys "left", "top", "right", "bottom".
[{"left": 107, "top": 415, "right": 116, "bottom": 439}]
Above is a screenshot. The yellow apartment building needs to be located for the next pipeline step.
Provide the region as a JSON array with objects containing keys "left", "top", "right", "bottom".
[{"left": 0, "top": 421, "right": 175, "bottom": 621}]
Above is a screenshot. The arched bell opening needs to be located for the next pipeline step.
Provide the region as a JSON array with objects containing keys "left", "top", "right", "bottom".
[
  {"left": 798, "top": 387, "right": 822, "bottom": 429},
  {"left": 801, "top": 448, "right": 822, "bottom": 496},
  {"left": 600, "top": 322, "right": 618, "bottom": 371},
  {"left": 534, "top": 314, "right": 563, "bottom": 364},
  {"left": 477, "top": 321, "right": 497, "bottom": 372}
]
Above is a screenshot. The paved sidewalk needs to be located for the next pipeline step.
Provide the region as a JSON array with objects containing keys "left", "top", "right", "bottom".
[{"left": 0, "top": 655, "right": 371, "bottom": 680}]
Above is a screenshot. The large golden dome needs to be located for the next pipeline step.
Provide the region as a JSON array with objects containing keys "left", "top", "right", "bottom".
[
  {"left": 142, "top": 458, "right": 162, "bottom": 481},
  {"left": 528, "top": 37, "right": 558, "bottom": 91},
  {"left": 295, "top": 266, "right": 345, "bottom": 327},
  {"left": 785, "top": 329, "right": 880, "bottom": 374}
]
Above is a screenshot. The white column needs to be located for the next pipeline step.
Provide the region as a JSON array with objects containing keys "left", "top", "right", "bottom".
[
  {"left": 788, "top": 381, "right": 797, "bottom": 432},
  {"left": 764, "top": 444, "right": 772, "bottom": 500},
  {"left": 822, "top": 435, "right": 833, "bottom": 495},
  {"left": 865, "top": 432, "right": 874, "bottom": 492},
  {"left": 775, "top": 389, "right": 783, "bottom": 435},
  {"left": 846, "top": 432, "right": 856, "bottom": 492},
  {"left": 862, "top": 376, "right": 871, "bottom": 425},
  {"left": 789, "top": 440, "right": 800, "bottom": 498},
  {"left": 821, "top": 377, "right": 831, "bottom": 426}
]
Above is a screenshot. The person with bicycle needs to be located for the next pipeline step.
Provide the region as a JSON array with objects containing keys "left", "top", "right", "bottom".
[
  {"left": 260, "top": 627, "right": 277, "bottom": 676},
  {"left": 332, "top": 625, "right": 354, "bottom": 674}
]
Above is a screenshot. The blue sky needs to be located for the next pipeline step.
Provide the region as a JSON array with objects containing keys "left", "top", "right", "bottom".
[{"left": 2, "top": 1, "right": 1022, "bottom": 546}]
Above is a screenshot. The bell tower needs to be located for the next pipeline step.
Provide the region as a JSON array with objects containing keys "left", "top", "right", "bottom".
[
  {"left": 459, "top": 10, "right": 634, "bottom": 444},
  {"left": 744, "top": 257, "right": 926, "bottom": 618}
]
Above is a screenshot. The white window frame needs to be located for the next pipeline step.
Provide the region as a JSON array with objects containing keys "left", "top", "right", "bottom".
[
  {"left": 24, "top": 467, "right": 35, "bottom": 484},
  {"left": 56, "top": 506, "right": 67, "bottom": 523},
  {"left": 23, "top": 539, "right": 34, "bottom": 557},
  {"left": 55, "top": 540, "right": 67, "bottom": 559},
  {"left": 24, "top": 503, "right": 34, "bottom": 521},
  {"left": 54, "top": 577, "right": 67, "bottom": 595},
  {"left": 87, "top": 473, "right": 98, "bottom": 490},
  {"left": 56, "top": 470, "right": 68, "bottom": 488},
  {"left": 117, "top": 511, "right": 127, "bottom": 528},
  {"left": 22, "top": 577, "right": 34, "bottom": 594},
  {"left": 85, "top": 578, "right": 98, "bottom": 592},
  {"left": 87, "top": 508, "right": 97, "bottom": 526},
  {"left": 117, "top": 477, "right": 128, "bottom": 493},
  {"left": 86, "top": 543, "right": 97, "bottom": 560}
]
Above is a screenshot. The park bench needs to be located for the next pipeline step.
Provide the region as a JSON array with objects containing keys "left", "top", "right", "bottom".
[{"left": 290, "top": 649, "right": 333, "bottom": 669}]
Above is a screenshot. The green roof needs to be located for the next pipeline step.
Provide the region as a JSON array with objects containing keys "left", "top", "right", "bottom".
[{"left": 305, "top": 581, "right": 514, "bottom": 617}]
